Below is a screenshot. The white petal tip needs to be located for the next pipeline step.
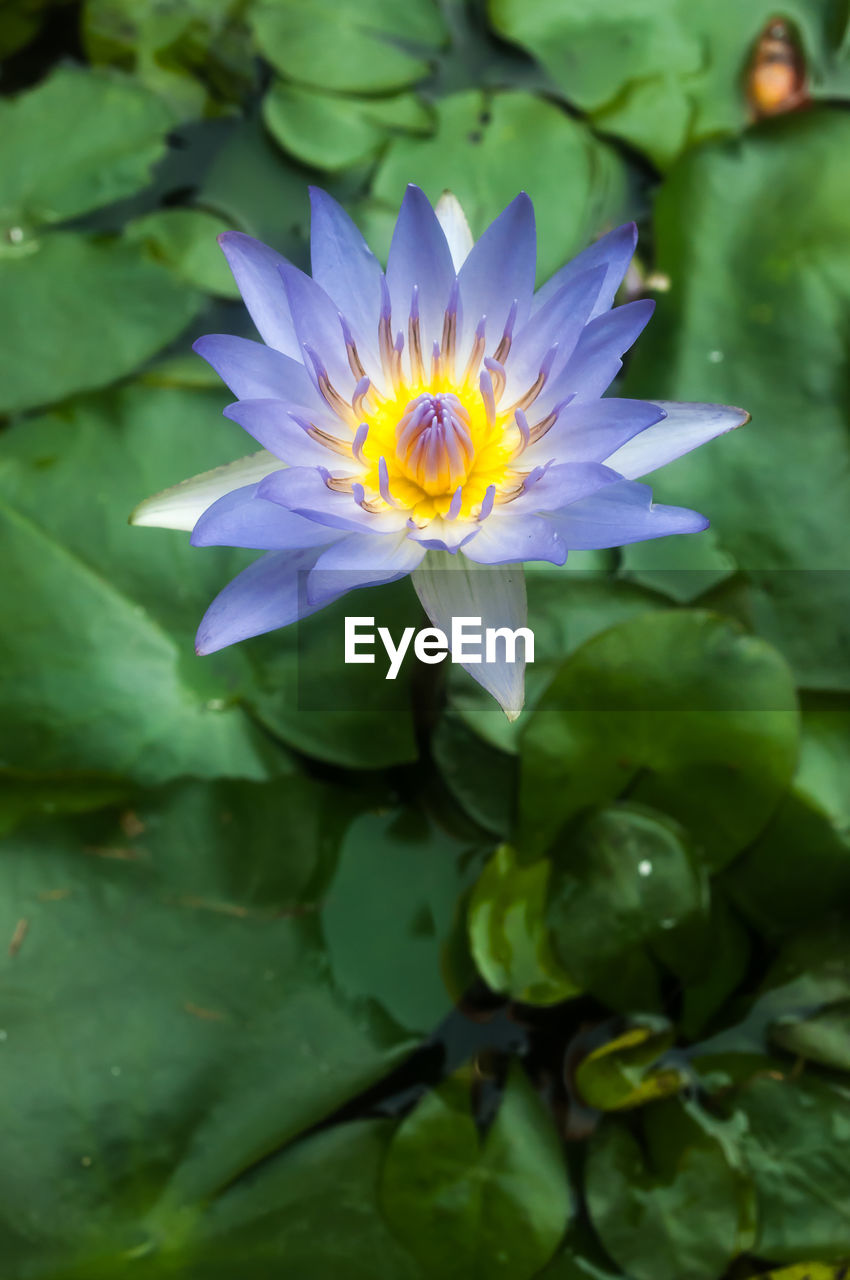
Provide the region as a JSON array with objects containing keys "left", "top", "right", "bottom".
[
  {"left": 129, "top": 452, "right": 283, "bottom": 534},
  {"left": 435, "top": 190, "right": 474, "bottom": 270},
  {"left": 128, "top": 497, "right": 192, "bottom": 532}
]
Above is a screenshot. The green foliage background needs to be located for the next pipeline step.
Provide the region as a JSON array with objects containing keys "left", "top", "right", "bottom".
[{"left": 0, "top": 2, "right": 849, "bottom": 1276}]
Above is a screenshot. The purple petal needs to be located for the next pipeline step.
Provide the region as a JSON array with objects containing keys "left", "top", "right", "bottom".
[
  {"left": 546, "top": 479, "right": 709, "bottom": 549},
  {"left": 522, "top": 398, "right": 666, "bottom": 468},
  {"left": 387, "top": 185, "right": 457, "bottom": 353},
  {"left": 307, "top": 530, "right": 425, "bottom": 605},
  {"left": 538, "top": 300, "right": 656, "bottom": 411},
  {"left": 457, "top": 193, "right": 536, "bottom": 363},
  {"left": 279, "top": 263, "right": 356, "bottom": 395},
  {"left": 195, "top": 546, "right": 337, "bottom": 654},
  {"left": 309, "top": 188, "right": 383, "bottom": 370},
  {"left": 193, "top": 334, "right": 321, "bottom": 405},
  {"left": 407, "top": 516, "right": 480, "bottom": 552},
  {"left": 258, "top": 467, "right": 408, "bottom": 534},
  {"left": 532, "top": 223, "right": 637, "bottom": 321},
  {"left": 191, "top": 483, "right": 342, "bottom": 550},
  {"left": 223, "top": 399, "right": 357, "bottom": 468},
  {"left": 461, "top": 513, "right": 567, "bottom": 565},
  {"left": 603, "top": 401, "right": 750, "bottom": 479},
  {"left": 508, "top": 461, "right": 621, "bottom": 515},
  {"left": 217, "top": 233, "right": 300, "bottom": 357},
  {"left": 503, "top": 266, "right": 607, "bottom": 403}
]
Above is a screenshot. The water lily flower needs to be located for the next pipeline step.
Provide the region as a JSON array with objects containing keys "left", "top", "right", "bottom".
[{"left": 131, "top": 186, "right": 747, "bottom": 719}]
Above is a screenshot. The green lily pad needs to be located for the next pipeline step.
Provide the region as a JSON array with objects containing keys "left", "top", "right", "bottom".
[
  {"left": 0, "top": 786, "right": 419, "bottom": 1276},
  {"left": 367, "top": 89, "right": 632, "bottom": 282},
  {"left": 245, "top": 578, "right": 421, "bottom": 769},
  {"left": 623, "top": 111, "right": 850, "bottom": 689},
  {"left": 757, "top": 924, "right": 850, "bottom": 1072},
  {"left": 322, "top": 809, "right": 482, "bottom": 1033},
  {"left": 0, "top": 381, "right": 289, "bottom": 783},
  {"left": 125, "top": 208, "right": 242, "bottom": 297},
  {"left": 263, "top": 80, "right": 431, "bottom": 172},
  {"left": 677, "top": 894, "right": 752, "bottom": 1040},
  {"left": 488, "top": 0, "right": 850, "bottom": 168},
  {"left": 0, "top": 775, "right": 131, "bottom": 838},
  {"left": 771, "top": 1002, "right": 850, "bottom": 1073},
  {"left": 83, "top": 0, "right": 254, "bottom": 118},
  {"left": 0, "top": 230, "right": 203, "bottom": 414},
  {"left": 723, "top": 705, "right": 850, "bottom": 939},
  {"left": 0, "top": 68, "right": 217, "bottom": 413},
  {"left": 448, "top": 570, "right": 665, "bottom": 759},
  {"left": 575, "top": 1019, "right": 686, "bottom": 1112},
  {"left": 585, "top": 1101, "right": 750, "bottom": 1280},
  {"left": 519, "top": 611, "right": 799, "bottom": 866},
  {"left": 380, "top": 1064, "right": 572, "bottom": 1279},
  {"left": 546, "top": 803, "right": 706, "bottom": 1012},
  {"left": 468, "top": 843, "right": 580, "bottom": 1006},
  {"left": 728, "top": 1072, "right": 850, "bottom": 1263},
  {"left": 249, "top": 0, "right": 447, "bottom": 94},
  {"left": 0, "top": 65, "right": 174, "bottom": 226},
  {"left": 197, "top": 115, "right": 313, "bottom": 260},
  {"left": 433, "top": 711, "right": 517, "bottom": 836},
  {"left": 182, "top": 1120, "right": 420, "bottom": 1278}
]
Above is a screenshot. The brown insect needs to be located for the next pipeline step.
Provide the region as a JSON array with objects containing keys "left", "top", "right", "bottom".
[{"left": 747, "top": 17, "right": 810, "bottom": 118}]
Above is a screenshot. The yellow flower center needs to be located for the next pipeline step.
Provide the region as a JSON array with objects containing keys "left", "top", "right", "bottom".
[
  {"left": 359, "top": 378, "right": 518, "bottom": 522},
  {"left": 307, "top": 286, "right": 560, "bottom": 525}
]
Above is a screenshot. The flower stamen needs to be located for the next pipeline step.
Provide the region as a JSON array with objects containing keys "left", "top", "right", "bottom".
[
  {"left": 408, "top": 286, "right": 425, "bottom": 383},
  {"left": 493, "top": 299, "right": 517, "bottom": 365},
  {"left": 304, "top": 345, "right": 356, "bottom": 426},
  {"left": 483, "top": 355, "right": 506, "bottom": 402},
  {"left": 440, "top": 279, "right": 459, "bottom": 379},
  {"left": 503, "top": 343, "right": 559, "bottom": 417},
  {"left": 463, "top": 316, "right": 487, "bottom": 387},
  {"left": 479, "top": 369, "right": 496, "bottom": 429},
  {"left": 339, "top": 313, "right": 367, "bottom": 381}
]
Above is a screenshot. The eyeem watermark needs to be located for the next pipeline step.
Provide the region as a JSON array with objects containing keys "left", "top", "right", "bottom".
[{"left": 344, "top": 616, "right": 535, "bottom": 680}]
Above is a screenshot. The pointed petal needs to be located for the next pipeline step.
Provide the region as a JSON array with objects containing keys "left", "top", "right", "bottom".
[
  {"left": 279, "top": 262, "right": 357, "bottom": 394},
  {"left": 507, "top": 461, "right": 620, "bottom": 515},
  {"left": 532, "top": 223, "right": 637, "bottom": 320},
  {"left": 223, "top": 399, "right": 356, "bottom": 468},
  {"left": 522, "top": 398, "right": 666, "bottom": 469},
  {"left": 412, "top": 550, "right": 528, "bottom": 721},
  {"left": 604, "top": 401, "right": 750, "bottom": 479},
  {"left": 195, "top": 546, "right": 337, "bottom": 655},
  {"left": 308, "top": 187, "right": 383, "bottom": 369},
  {"left": 130, "top": 452, "right": 283, "bottom": 532},
  {"left": 190, "top": 483, "right": 340, "bottom": 549},
  {"left": 546, "top": 479, "right": 709, "bottom": 549},
  {"left": 387, "top": 185, "right": 457, "bottom": 350},
  {"left": 457, "top": 192, "right": 536, "bottom": 362},
  {"left": 461, "top": 513, "right": 567, "bottom": 565},
  {"left": 503, "top": 265, "right": 607, "bottom": 403},
  {"left": 217, "top": 232, "right": 300, "bottom": 356},
  {"left": 258, "top": 467, "right": 408, "bottom": 533},
  {"left": 193, "top": 334, "right": 321, "bottom": 405},
  {"left": 539, "top": 300, "right": 655, "bottom": 411},
  {"left": 307, "top": 529, "right": 425, "bottom": 605},
  {"left": 435, "top": 191, "right": 474, "bottom": 270}
]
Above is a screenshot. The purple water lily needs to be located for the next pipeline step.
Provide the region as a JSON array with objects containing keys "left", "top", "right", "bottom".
[{"left": 132, "top": 186, "right": 747, "bottom": 718}]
